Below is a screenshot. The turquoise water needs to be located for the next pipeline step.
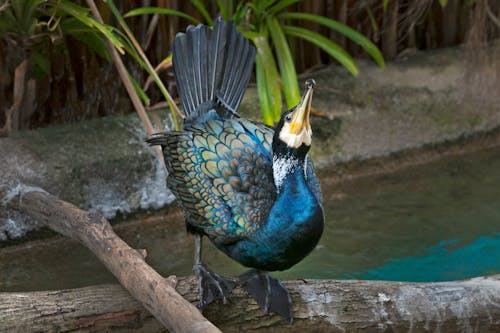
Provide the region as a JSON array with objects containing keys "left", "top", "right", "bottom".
[
  {"left": 1, "top": 147, "right": 500, "bottom": 291},
  {"left": 360, "top": 236, "right": 500, "bottom": 281},
  {"left": 276, "top": 148, "right": 500, "bottom": 282}
]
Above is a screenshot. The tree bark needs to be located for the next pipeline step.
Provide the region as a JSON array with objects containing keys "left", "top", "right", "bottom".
[
  {"left": 0, "top": 179, "right": 220, "bottom": 333},
  {"left": 1, "top": 275, "right": 499, "bottom": 332},
  {"left": 382, "top": 0, "right": 399, "bottom": 59},
  {"left": 0, "top": 59, "right": 28, "bottom": 137}
]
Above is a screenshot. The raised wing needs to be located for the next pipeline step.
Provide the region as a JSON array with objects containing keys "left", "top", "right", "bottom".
[{"left": 163, "top": 119, "right": 276, "bottom": 243}]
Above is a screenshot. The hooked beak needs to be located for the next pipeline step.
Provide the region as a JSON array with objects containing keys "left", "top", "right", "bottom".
[{"left": 289, "top": 79, "right": 315, "bottom": 135}]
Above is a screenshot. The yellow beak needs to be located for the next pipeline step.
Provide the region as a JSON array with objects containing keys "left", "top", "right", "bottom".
[{"left": 289, "top": 79, "right": 315, "bottom": 135}]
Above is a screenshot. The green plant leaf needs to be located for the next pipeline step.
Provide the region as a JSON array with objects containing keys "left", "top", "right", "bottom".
[
  {"left": 128, "top": 72, "right": 151, "bottom": 106},
  {"left": 365, "top": 6, "right": 379, "bottom": 33},
  {"left": 267, "top": 17, "right": 300, "bottom": 108},
  {"left": 232, "top": 2, "right": 249, "bottom": 24},
  {"left": 280, "top": 12, "right": 385, "bottom": 68},
  {"left": 439, "top": 0, "right": 448, "bottom": 7},
  {"left": 251, "top": 34, "right": 283, "bottom": 123},
  {"left": 18, "top": 0, "right": 44, "bottom": 34},
  {"left": 190, "top": 0, "right": 213, "bottom": 25},
  {"left": 31, "top": 51, "right": 51, "bottom": 77},
  {"left": 254, "top": 0, "right": 278, "bottom": 13},
  {"left": 242, "top": 31, "right": 261, "bottom": 40},
  {"left": 60, "top": 17, "right": 111, "bottom": 60},
  {"left": 0, "top": 6, "right": 16, "bottom": 36},
  {"left": 215, "top": 0, "right": 234, "bottom": 21},
  {"left": 255, "top": 56, "right": 274, "bottom": 125},
  {"left": 50, "top": 0, "right": 125, "bottom": 54},
  {"left": 107, "top": 0, "right": 181, "bottom": 129},
  {"left": 383, "top": 0, "right": 389, "bottom": 11},
  {"left": 268, "top": 0, "right": 300, "bottom": 15},
  {"left": 216, "top": 0, "right": 228, "bottom": 21},
  {"left": 283, "top": 25, "right": 359, "bottom": 76},
  {"left": 124, "top": 7, "right": 199, "bottom": 23}
]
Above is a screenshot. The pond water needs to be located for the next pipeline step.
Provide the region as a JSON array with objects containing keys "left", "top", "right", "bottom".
[{"left": 1, "top": 147, "right": 500, "bottom": 291}]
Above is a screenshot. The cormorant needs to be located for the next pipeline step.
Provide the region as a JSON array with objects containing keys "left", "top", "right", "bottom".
[{"left": 148, "top": 17, "right": 324, "bottom": 322}]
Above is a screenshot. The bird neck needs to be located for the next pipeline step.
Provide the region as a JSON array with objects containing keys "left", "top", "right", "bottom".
[
  {"left": 272, "top": 155, "right": 307, "bottom": 193},
  {"left": 262, "top": 154, "right": 322, "bottom": 257}
]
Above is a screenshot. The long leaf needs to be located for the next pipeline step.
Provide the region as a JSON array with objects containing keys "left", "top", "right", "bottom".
[
  {"left": 254, "top": 0, "right": 277, "bottom": 13},
  {"left": 267, "top": 17, "right": 300, "bottom": 108},
  {"left": 365, "top": 6, "right": 379, "bottom": 33},
  {"left": 144, "top": 55, "right": 172, "bottom": 91},
  {"left": 60, "top": 17, "right": 111, "bottom": 60},
  {"left": 232, "top": 1, "right": 249, "bottom": 24},
  {"left": 383, "top": 0, "right": 389, "bottom": 11},
  {"left": 268, "top": 0, "right": 300, "bottom": 15},
  {"left": 129, "top": 72, "right": 151, "bottom": 106},
  {"left": 255, "top": 56, "right": 274, "bottom": 125},
  {"left": 283, "top": 25, "right": 359, "bottom": 76},
  {"left": 107, "top": 0, "right": 181, "bottom": 129},
  {"left": 280, "top": 12, "right": 385, "bottom": 68},
  {"left": 216, "top": 0, "right": 227, "bottom": 20},
  {"left": 242, "top": 31, "right": 261, "bottom": 40},
  {"left": 190, "top": 0, "right": 213, "bottom": 25},
  {"left": 251, "top": 34, "right": 282, "bottom": 123},
  {"left": 51, "top": 0, "right": 125, "bottom": 54},
  {"left": 31, "top": 51, "right": 51, "bottom": 77},
  {"left": 216, "top": 0, "right": 229, "bottom": 21},
  {"left": 124, "top": 7, "right": 199, "bottom": 23}
]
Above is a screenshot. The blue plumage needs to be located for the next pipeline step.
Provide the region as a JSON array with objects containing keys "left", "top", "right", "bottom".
[
  {"left": 147, "top": 17, "right": 324, "bottom": 322},
  {"left": 220, "top": 157, "right": 324, "bottom": 271}
]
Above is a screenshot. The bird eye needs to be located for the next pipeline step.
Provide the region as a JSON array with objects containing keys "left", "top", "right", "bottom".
[{"left": 285, "top": 114, "right": 292, "bottom": 122}]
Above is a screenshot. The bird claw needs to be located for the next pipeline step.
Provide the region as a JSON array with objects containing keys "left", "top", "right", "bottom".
[
  {"left": 193, "top": 263, "right": 236, "bottom": 308},
  {"left": 239, "top": 269, "right": 293, "bottom": 323}
]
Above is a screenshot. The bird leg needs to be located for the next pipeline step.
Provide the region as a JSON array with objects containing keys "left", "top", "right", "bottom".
[
  {"left": 193, "top": 234, "right": 236, "bottom": 308},
  {"left": 239, "top": 269, "right": 293, "bottom": 323}
]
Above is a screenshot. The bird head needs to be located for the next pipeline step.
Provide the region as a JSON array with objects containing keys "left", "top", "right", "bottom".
[{"left": 273, "top": 79, "right": 315, "bottom": 160}]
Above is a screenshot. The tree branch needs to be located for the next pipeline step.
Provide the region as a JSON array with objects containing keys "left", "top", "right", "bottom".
[{"left": 0, "top": 179, "right": 220, "bottom": 333}]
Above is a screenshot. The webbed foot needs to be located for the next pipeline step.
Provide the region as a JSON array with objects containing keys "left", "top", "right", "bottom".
[
  {"left": 193, "top": 263, "right": 236, "bottom": 308},
  {"left": 239, "top": 269, "right": 293, "bottom": 323}
]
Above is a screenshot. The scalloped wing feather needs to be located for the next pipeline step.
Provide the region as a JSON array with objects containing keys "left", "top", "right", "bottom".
[{"left": 164, "top": 119, "right": 276, "bottom": 243}]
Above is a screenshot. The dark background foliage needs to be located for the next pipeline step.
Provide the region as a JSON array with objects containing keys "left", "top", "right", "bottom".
[{"left": 0, "top": 0, "right": 498, "bottom": 131}]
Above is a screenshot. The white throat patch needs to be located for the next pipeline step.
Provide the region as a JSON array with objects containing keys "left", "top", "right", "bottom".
[
  {"left": 273, "top": 156, "right": 298, "bottom": 190},
  {"left": 279, "top": 122, "right": 312, "bottom": 148}
]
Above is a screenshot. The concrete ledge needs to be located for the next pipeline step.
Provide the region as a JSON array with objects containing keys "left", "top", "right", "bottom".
[{"left": 0, "top": 114, "right": 174, "bottom": 241}]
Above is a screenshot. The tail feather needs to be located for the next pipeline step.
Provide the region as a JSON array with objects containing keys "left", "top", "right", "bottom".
[
  {"left": 222, "top": 36, "right": 255, "bottom": 105},
  {"left": 218, "top": 25, "right": 239, "bottom": 105},
  {"left": 174, "top": 33, "right": 195, "bottom": 113},
  {"left": 173, "top": 17, "right": 256, "bottom": 124},
  {"left": 209, "top": 20, "right": 226, "bottom": 101}
]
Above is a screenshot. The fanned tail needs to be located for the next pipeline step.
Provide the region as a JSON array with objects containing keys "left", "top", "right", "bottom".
[{"left": 173, "top": 17, "right": 256, "bottom": 125}]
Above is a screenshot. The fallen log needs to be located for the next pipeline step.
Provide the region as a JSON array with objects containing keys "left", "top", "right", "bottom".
[
  {"left": 1, "top": 275, "right": 499, "bottom": 332},
  {"left": 0, "top": 179, "right": 220, "bottom": 333}
]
